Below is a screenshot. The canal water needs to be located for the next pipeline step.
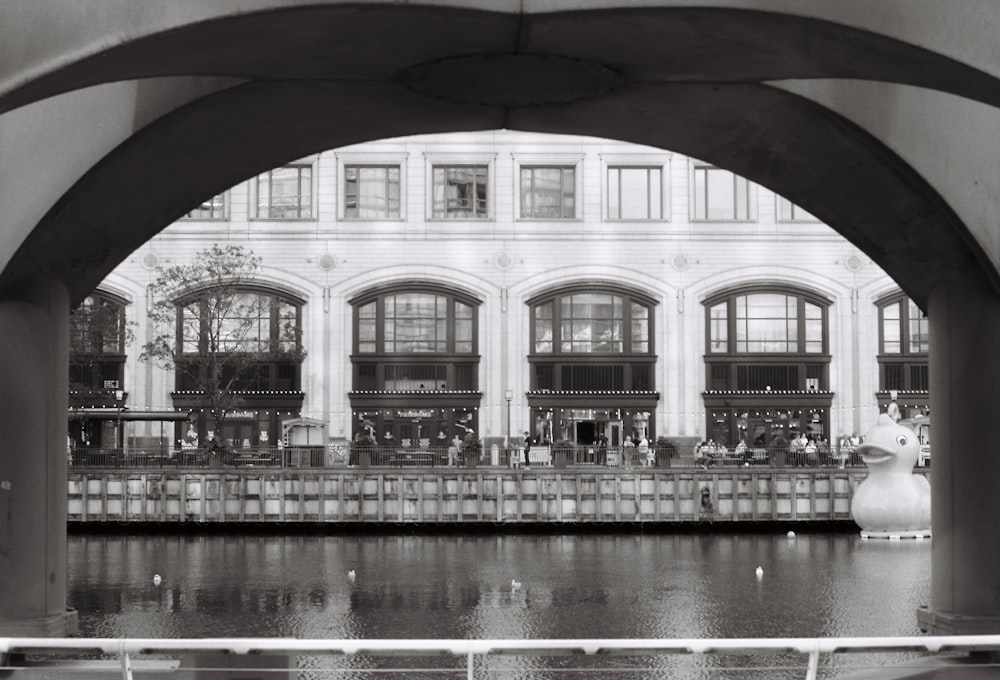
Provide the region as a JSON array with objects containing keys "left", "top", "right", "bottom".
[{"left": 67, "top": 529, "right": 931, "bottom": 678}]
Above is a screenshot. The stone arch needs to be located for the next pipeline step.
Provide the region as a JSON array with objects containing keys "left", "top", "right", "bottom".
[{"left": 2, "top": 5, "right": 998, "bottom": 310}]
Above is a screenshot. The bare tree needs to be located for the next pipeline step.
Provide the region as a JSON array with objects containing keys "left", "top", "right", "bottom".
[{"left": 141, "top": 244, "right": 305, "bottom": 451}]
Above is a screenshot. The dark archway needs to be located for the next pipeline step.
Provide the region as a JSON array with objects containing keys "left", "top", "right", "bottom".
[
  {"left": 2, "top": 5, "right": 999, "bottom": 308},
  {"left": 3, "top": 2, "right": 1000, "bottom": 642}
]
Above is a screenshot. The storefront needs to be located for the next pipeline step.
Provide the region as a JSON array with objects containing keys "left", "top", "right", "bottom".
[{"left": 702, "top": 391, "right": 832, "bottom": 449}]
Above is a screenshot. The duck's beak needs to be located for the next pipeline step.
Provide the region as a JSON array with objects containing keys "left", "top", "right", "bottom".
[{"left": 857, "top": 443, "right": 895, "bottom": 465}]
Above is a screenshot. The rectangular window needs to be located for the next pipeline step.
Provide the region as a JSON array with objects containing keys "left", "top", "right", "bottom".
[
  {"left": 384, "top": 293, "right": 446, "bottom": 353},
  {"left": 432, "top": 165, "right": 488, "bottom": 218},
  {"left": 560, "top": 293, "right": 623, "bottom": 353},
  {"left": 709, "top": 303, "right": 728, "bottom": 353},
  {"left": 908, "top": 300, "right": 929, "bottom": 354},
  {"left": 736, "top": 294, "right": 797, "bottom": 353},
  {"left": 184, "top": 193, "right": 227, "bottom": 220},
  {"left": 521, "top": 166, "right": 576, "bottom": 219},
  {"left": 534, "top": 303, "right": 553, "bottom": 353},
  {"left": 454, "top": 302, "right": 473, "bottom": 353},
  {"left": 777, "top": 196, "right": 818, "bottom": 222},
  {"left": 358, "top": 302, "right": 377, "bottom": 353},
  {"left": 344, "top": 165, "right": 400, "bottom": 219},
  {"left": 882, "top": 301, "right": 902, "bottom": 354},
  {"left": 256, "top": 164, "right": 312, "bottom": 219},
  {"left": 693, "top": 165, "right": 751, "bottom": 220},
  {"left": 608, "top": 167, "right": 662, "bottom": 220},
  {"left": 630, "top": 303, "right": 649, "bottom": 353},
  {"left": 804, "top": 302, "right": 823, "bottom": 353}
]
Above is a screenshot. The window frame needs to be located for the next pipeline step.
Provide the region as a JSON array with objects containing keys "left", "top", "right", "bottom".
[
  {"left": 423, "top": 152, "right": 495, "bottom": 221},
  {"left": 526, "top": 284, "right": 657, "bottom": 393},
  {"left": 776, "top": 196, "right": 820, "bottom": 223},
  {"left": 181, "top": 192, "right": 229, "bottom": 221},
  {"left": 336, "top": 152, "right": 407, "bottom": 221},
  {"left": 351, "top": 285, "right": 481, "bottom": 356},
  {"left": 601, "top": 153, "right": 670, "bottom": 222},
  {"left": 250, "top": 158, "right": 318, "bottom": 221},
  {"left": 876, "top": 292, "right": 929, "bottom": 393},
  {"left": 690, "top": 161, "right": 756, "bottom": 222},
  {"left": 704, "top": 286, "right": 831, "bottom": 357},
  {"left": 513, "top": 153, "right": 584, "bottom": 221}
]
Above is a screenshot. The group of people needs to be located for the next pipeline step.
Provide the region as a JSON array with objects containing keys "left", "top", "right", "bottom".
[{"left": 620, "top": 435, "right": 654, "bottom": 468}]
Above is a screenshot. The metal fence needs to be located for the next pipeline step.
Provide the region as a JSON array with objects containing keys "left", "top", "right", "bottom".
[
  {"left": 1, "top": 635, "right": 996, "bottom": 679},
  {"left": 67, "top": 444, "right": 874, "bottom": 471}
]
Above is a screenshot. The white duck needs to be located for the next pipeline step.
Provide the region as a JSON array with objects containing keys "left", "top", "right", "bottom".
[{"left": 850, "top": 414, "right": 931, "bottom": 534}]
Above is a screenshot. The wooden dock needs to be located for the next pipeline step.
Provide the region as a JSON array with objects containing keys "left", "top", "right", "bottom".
[{"left": 66, "top": 468, "right": 876, "bottom": 525}]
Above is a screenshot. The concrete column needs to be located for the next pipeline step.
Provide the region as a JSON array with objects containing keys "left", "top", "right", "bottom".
[
  {"left": 0, "top": 278, "right": 77, "bottom": 635},
  {"left": 918, "top": 278, "right": 1000, "bottom": 635}
]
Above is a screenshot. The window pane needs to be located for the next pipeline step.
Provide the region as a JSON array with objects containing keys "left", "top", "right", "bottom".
[
  {"left": 778, "top": 197, "right": 818, "bottom": 222},
  {"left": 561, "top": 293, "right": 623, "bottom": 353},
  {"left": 695, "top": 166, "right": 751, "bottom": 220},
  {"left": 883, "top": 301, "right": 901, "bottom": 354},
  {"left": 358, "top": 301, "right": 377, "bottom": 351},
  {"left": 185, "top": 193, "right": 226, "bottom": 220},
  {"left": 433, "top": 166, "right": 488, "bottom": 218},
  {"left": 631, "top": 302, "right": 649, "bottom": 352},
  {"left": 738, "top": 293, "right": 797, "bottom": 353},
  {"left": 258, "top": 165, "right": 312, "bottom": 219},
  {"left": 521, "top": 166, "right": 575, "bottom": 219},
  {"left": 345, "top": 166, "right": 400, "bottom": 219},
  {"left": 908, "top": 299, "right": 929, "bottom": 353},
  {"left": 535, "top": 303, "right": 553, "bottom": 353},
  {"left": 609, "top": 167, "right": 661, "bottom": 220},
  {"left": 710, "top": 302, "right": 728, "bottom": 353}
]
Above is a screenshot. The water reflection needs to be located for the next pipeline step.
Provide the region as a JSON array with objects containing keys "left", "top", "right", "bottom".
[{"left": 68, "top": 531, "right": 931, "bottom": 677}]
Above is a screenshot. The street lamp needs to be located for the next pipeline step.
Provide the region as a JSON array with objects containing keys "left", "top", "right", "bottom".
[{"left": 504, "top": 390, "right": 513, "bottom": 448}]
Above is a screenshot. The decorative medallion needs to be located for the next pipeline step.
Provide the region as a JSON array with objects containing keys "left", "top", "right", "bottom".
[
  {"left": 318, "top": 253, "right": 337, "bottom": 271},
  {"left": 671, "top": 254, "right": 690, "bottom": 271},
  {"left": 845, "top": 255, "right": 863, "bottom": 272},
  {"left": 141, "top": 252, "right": 159, "bottom": 270},
  {"left": 494, "top": 251, "right": 514, "bottom": 272}
]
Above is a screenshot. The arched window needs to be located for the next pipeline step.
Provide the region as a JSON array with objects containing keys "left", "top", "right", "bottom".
[
  {"left": 69, "top": 291, "right": 128, "bottom": 394},
  {"left": 526, "top": 286, "right": 658, "bottom": 448},
  {"left": 175, "top": 288, "right": 303, "bottom": 392},
  {"left": 877, "top": 292, "right": 929, "bottom": 392},
  {"left": 703, "top": 287, "right": 831, "bottom": 450},
  {"left": 356, "top": 291, "right": 475, "bottom": 356},
  {"left": 349, "top": 285, "right": 482, "bottom": 447}
]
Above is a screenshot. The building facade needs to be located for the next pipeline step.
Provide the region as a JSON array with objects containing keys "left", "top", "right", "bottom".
[{"left": 75, "top": 131, "right": 928, "bottom": 455}]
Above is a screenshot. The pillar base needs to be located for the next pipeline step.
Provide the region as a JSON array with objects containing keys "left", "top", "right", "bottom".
[
  {"left": 0, "top": 608, "right": 78, "bottom": 637},
  {"left": 918, "top": 605, "right": 1000, "bottom": 635}
]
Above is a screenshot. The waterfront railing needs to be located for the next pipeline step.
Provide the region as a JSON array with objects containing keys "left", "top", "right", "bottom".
[
  {"left": 67, "top": 444, "right": 873, "bottom": 471},
  {"left": 1, "top": 635, "right": 996, "bottom": 679}
]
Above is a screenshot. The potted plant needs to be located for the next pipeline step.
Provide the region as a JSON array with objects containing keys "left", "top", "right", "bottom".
[{"left": 654, "top": 437, "right": 677, "bottom": 468}]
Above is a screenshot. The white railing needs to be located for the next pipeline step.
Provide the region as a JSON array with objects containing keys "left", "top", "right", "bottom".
[{"left": 2, "top": 635, "right": 1000, "bottom": 679}]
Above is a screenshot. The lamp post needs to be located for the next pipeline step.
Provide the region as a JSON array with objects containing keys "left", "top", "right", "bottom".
[{"left": 505, "top": 390, "right": 513, "bottom": 448}]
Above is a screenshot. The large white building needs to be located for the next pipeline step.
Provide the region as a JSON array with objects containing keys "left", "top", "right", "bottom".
[{"left": 69, "top": 131, "right": 927, "bottom": 457}]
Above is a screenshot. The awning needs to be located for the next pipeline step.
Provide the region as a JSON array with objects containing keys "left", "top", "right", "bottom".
[{"left": 68, "top": 408, "right": 192, "bottom": 421}]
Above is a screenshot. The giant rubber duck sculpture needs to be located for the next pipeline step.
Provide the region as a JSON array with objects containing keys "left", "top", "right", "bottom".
[{"left": 850, "top": 413, "right": 931, "bottom": 539}]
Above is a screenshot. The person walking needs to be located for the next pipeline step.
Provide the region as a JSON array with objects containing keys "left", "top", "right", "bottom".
[{"left": 522, "top": 430, "right": 533, "bottom": 470}]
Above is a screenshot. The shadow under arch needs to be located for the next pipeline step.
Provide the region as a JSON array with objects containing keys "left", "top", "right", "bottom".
[
  {"left": 2, "top": 4, "right": 999, "bottom": 311},
  {"left": 8, "top": 78, "right": 990, "bottom": 313}
]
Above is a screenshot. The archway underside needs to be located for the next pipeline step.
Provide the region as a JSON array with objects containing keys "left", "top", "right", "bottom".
[{"left": 2, "top": 4, "right": 998, "bottom": 308}]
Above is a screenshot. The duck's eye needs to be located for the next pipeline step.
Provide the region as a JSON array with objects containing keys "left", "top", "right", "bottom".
[{"left": 896, "top": 435, "right": 908, "bottom": 446}]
